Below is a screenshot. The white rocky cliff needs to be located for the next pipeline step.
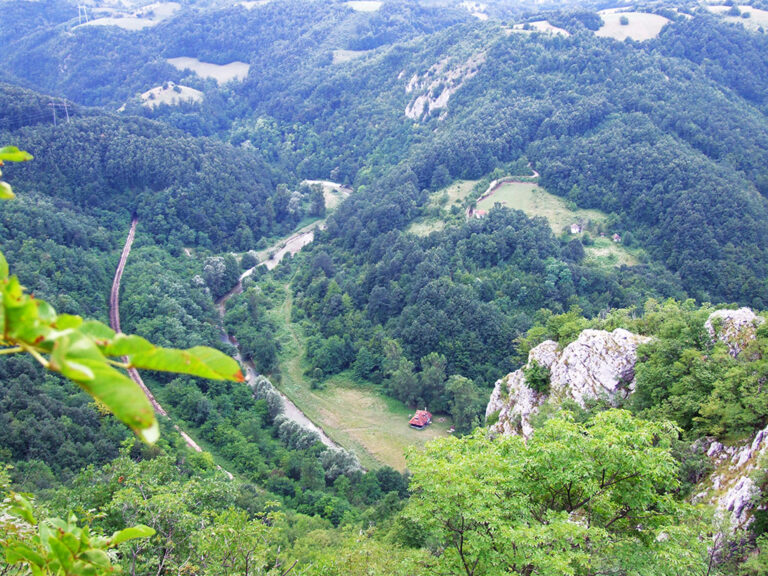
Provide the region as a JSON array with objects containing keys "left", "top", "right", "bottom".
[
  {"left": 698, "top": 308, "right": 766, "bottom": 529},
  {"left": 705, "top": 307, "right": 764, "bottom": 357},
  {"left": 486, "top": 328, "right": 650, "bottom": 438},
  {"left": 487, "top": 308, "right": 768, "bottom": 530}
]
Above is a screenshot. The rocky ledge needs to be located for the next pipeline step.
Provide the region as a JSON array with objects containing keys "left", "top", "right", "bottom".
[{"left": 486, "top": 328, "right": 650, "bottom": 438}]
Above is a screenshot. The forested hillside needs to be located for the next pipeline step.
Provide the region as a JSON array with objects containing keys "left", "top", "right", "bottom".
[{"left": 3, "top": 0, "right": 768, "bottom": 573}]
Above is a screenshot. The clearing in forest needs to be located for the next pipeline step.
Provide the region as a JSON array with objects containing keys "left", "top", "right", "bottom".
[
  {"left": 300, "top": 179, "right": 351, "bottom": 211},
  {"left": 706, "top": 5, "right": 768, "bottom": 30},
  {"left": 477, "top": 181, "right": 604, "bottom": 233},
  {"left": 345, "top": 1, "right": 382, "bottom": 11},
  {"left": 167, "top": 57, "right": 250, "bottom": 85},
  {"left": 477, "top": 181, "right": 640, "bottom": 267},
  {"left": 332, "top": 49, "right": 372, "bottom": 64},
  {"left": 140, "top": 82, "right": 203, "bottom": 108},
  {"left": 78, "top": 2, "right": 180, "bottom": 30},
  {"left": 406, "top": 179, "right": 477, "bottom": 237},
  {"left": 239, "top": 0, "right": 272, "bottom": 7},
  {"left": 272, "top": 292, "right": 452, "bottom": 471},
  {"left": 595, "top": 11, "right": 671, "bottom": 41},
  {"left": 511, "top": 20, "right": 570, "bottom": 36}
]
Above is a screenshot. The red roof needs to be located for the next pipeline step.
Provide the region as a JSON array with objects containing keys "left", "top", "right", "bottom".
[{"left": 409, "top": 410, "right": 432, "bottom": 428}]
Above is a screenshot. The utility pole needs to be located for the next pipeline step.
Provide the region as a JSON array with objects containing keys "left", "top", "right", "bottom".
[{"left": 48, "top": 102, "right": 57, "bottom": 126}]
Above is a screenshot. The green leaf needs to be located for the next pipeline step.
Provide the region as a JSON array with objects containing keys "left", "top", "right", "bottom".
[
  {"left": 60, "top": 531, "right": 80, "bottom": 555},
  {"left": 81, "top": 549, "right": 111, "bottom": 568},
  {"left": 78, "top": 320, "right": 115, "bottom": 346},
  {"left": 9, "top": 494, "right": 36, "bottom": 524},
  {"left": 0, "top": 146, "right": 33, "bottom": 162},
  {"left": 75, "top": 360, "right": 157, "bottom": 441},
  {"left": 0, "top": 250, "right": 7, "bottom": 280},
  {"left": 48, "top": 537, "right": 74, "bottom": 572},
  {"left": 188, "top": 346, "right": 246, "bottom": 382},
  {"left": 128, "top": 345, "right": 244, "bottom": 382},
  {"left": 48, "top": 331, "right": 158, "bottom": 441},
  {"left": 0, "top": 181, "right": 15, "bottom": 200},
  {"left": 109, "top": 525, "right": 156, "bottom": 546},
  {"left": 104, "top": 333, "right": 153, "bottom": 357},
  {"left": 5, "top": 544, "right": 46, "bottom": 567},
  {"left": 54, "top": 314, "right": 83, "bottom": 331}
]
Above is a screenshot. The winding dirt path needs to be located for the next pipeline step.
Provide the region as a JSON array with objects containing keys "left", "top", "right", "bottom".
[{"left": 111, "top": 218, "right": 232, "bottom": 478}]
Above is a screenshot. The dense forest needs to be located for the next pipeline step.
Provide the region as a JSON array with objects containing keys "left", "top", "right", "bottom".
[{"left": 2, "top": 0, "right": 768, "bottom": 573}]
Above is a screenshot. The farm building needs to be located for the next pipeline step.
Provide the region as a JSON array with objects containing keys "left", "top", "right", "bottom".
[
  {"left": 570, "top": 223, "right": 582, "bottom": 234},
  {"left": 612, "top": 233, "right": 622, "bottom": 243},
  {"left": 473, "top": 209, "right": 488, "bottom": 219},
  {"left": 409, "top": 410, "right": 433, "bottom": 429}
]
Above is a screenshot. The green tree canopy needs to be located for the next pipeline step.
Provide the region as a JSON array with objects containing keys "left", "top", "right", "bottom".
[{"left": 404, "top": 410, "right": 712, "bottom": 576}]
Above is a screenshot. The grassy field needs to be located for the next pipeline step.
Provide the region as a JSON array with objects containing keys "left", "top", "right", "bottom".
[
  {"left": 332, "top": 49, "right": 371, "bottom": 64},
  {"left": 477, "top": 181, "right": 604, "bottom": 233},
  {"left": 584, "top": 237, "right": 640, "bottom": 267},
  {"left": 345, "top": 1, "right": 382, "bottom": 11},
  {"left": 406, "top": 180, "right": 477, "bottom": 237},
  {"left": 432, "top": 179, "right": 478, "bottom": 208},
  {"left": 270, "top": 290, "right": 452, "bottom": 471},
  {"left": 477, "top": 181, "right": 642, "bottom": 267},
  {"left": 511, "top": 20, "right": 570, "bottom": 36},
  {"left": 595, "top": 11, "right": 671, "bottom": 41},
  {"left": 707, "top": 5, "right": 768, "bottom": 30},
  {"left": 167, "top": 57, "right": 250, "bottom": 84},
  {"left": 406, "top": 219, "right": 446, "bottom": 236},
  {"left": 141, "top": 83, "right": 202, "bottom": 108},
  {"left": 300, "top": 180, "right": 351, "bottom": 211},
  {"left": 80, "top": 1, "right": 180, "bottom": 30}
]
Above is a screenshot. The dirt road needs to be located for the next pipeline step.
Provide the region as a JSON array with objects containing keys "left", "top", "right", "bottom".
[{"left": 110, "top": 219, "right": 232, "bottom": 478}]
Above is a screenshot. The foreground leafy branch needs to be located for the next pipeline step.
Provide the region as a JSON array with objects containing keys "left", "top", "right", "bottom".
[
  {"left": 2, "top": 482, "right": 154, "bottom": 576},
  {"left": 0, "top": 146, "right": 243, "bottom": 442}
]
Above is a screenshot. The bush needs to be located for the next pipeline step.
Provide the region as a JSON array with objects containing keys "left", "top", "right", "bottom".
[{"left": 523, "top": 360, "right": 551, "bottom": 394}]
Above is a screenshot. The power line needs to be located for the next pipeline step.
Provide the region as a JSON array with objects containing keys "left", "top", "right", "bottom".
[{"left": 48, "top": 100, "right": 71, "bottom": 126}]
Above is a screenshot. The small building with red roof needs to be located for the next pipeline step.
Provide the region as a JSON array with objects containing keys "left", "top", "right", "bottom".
[{"left": 409, "top": 410, "right": 432, "bottom": 429}]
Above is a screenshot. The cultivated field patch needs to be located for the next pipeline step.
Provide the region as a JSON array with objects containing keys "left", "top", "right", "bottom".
[
  {"left": 707, "top": 5, "right": 768, "bottom": 29},
  {"left": 332, "top": 49, "right": 372, "bottom": 64},
  {"left": 167, "top": 57, "right": 250, "bottom": 84},
  {"left": 584, "top": 237, "right": 640, "bottom": 267},
  {"left": 79, "top": 1, "right": 179, "bottom": 30},
  {"left": 512, "top": 20, "right": 570, "bottom": 36},
  {"left": 477, "top": 181, "right": 604, "bottom": 233},
  {"left": 345, "top": 1, "right": 382, "bottom": 11},
  {"left": 477, "top": 181, "right": 642, "bottom": 267},
  {"left": 595, "top": 11, "right": 671, "bottom": 41},
  {"left": 140, "top": 82, "right": 203, "bottom": 108}
]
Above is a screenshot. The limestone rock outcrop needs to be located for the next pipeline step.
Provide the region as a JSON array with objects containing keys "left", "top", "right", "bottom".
[
  {"left": 695, "top": 427, "right": 768, "bottom": 529},
  {"left": 487, "top": 329, "right": 650, "bottom": 438},
  {"left": 705, "top": 308, "right": 764, "bottom": 357}
]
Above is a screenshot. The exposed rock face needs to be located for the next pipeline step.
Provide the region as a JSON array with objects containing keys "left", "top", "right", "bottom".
[
  {"left": 487, "top": 329, "right": 650, "bottom": 438},
  {"left": 486, "top": 369, "right": 542, "bottom": 438},
  {"left": 404, "top": 53, "right": 485, "bottom": 121},
  {"left": 549, "top": 329, "right": 651, "bottom": 406},
  {"left": 705, "top": 308, "right": 764, "bottom": 357},
  {"left": 697, "top": 426, "right": 768, "bottom": 529}
]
